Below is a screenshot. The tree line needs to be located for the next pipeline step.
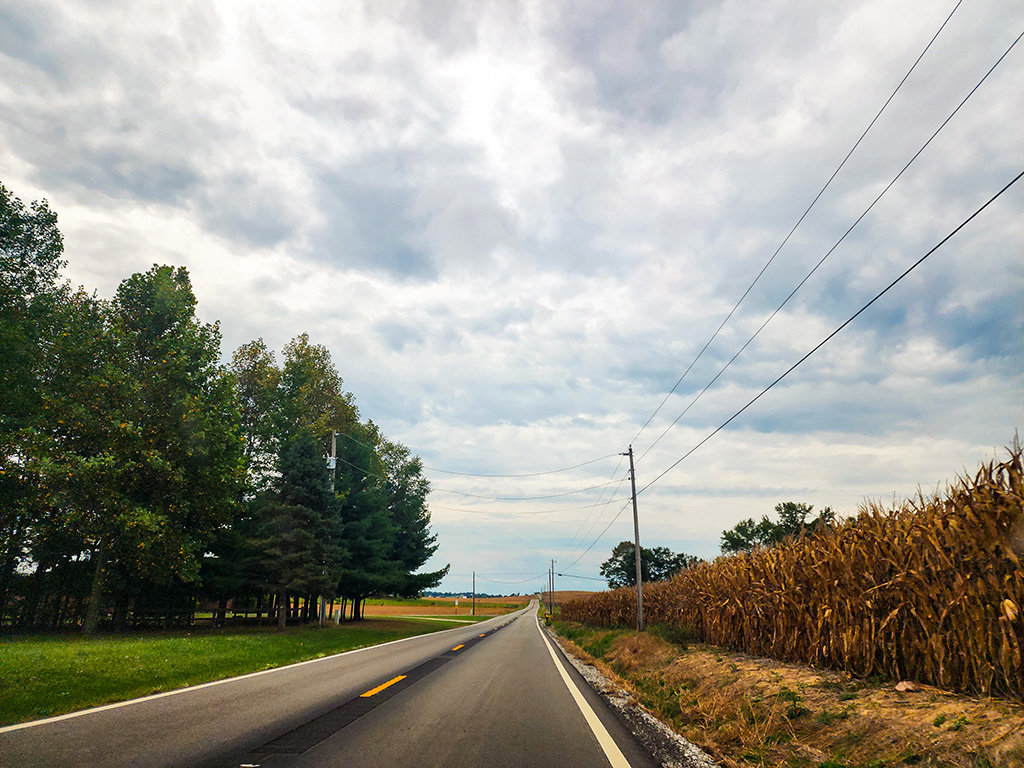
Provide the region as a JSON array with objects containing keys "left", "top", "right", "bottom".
[
  {"left": 0, "top": 182, "right": 446, "bottom": 633},
  {"left": 598, "top": 500, "right": 836, "bottom": 589}
]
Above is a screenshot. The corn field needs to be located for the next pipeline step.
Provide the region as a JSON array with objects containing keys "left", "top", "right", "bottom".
[{"left": 563, "top": 441, "right": 1024, "bottom": 698}]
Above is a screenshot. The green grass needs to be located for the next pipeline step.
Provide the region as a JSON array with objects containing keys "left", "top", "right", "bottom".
[
  {"left": 0, "top": 617, "right": 469, "bottom": 726},
  {"left": 551, "top": 620, "right": 630, "bottom": 659}
]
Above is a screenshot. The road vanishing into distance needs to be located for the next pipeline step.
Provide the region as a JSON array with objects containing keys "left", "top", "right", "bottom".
[{"left": 0, "top": 601, "right": 662, "bottom": 768}]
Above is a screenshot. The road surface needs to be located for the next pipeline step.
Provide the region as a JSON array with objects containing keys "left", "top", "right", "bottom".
[{"left": 0, "top": 601, "right": 660, "bottom": 767}]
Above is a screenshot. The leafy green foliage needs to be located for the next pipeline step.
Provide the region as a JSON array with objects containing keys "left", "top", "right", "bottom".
[
  {"left": 720, "top": 502, "right": 836, "bottom": 553},
  {"left": 599, "top": 540, "right": 702, "bottom": 588}
]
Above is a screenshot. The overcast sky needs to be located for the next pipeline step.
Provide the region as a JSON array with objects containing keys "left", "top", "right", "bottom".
[{"left": 2, "top": 0, "right": 1022, "bottom": 595}]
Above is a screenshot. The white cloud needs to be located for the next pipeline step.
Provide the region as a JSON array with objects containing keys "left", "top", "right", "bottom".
[{"left": 1, "top": 0, "right": 1021, "bottom": 591}]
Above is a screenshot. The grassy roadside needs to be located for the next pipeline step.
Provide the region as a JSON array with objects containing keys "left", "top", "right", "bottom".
[
  {"left": 551, "top": 620, "right": 1024, "bottom": 768},
  {"left": 0, "top": 617, "right": 468, "bottom": 727}
]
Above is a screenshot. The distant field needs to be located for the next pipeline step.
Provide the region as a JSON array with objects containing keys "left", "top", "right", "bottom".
[
  {"left": 362, "top": 597, "right": 521, "bottom": 617},
  {"left": 0, "top": 617, "right": 469, "bottom": 727}
]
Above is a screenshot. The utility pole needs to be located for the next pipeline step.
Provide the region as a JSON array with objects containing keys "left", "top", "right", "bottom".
[
  {"left": 472, "top": 571, "right": 476, "bottom": 616},
  {"left": 551, "top": 559, "right": 556, "bottom": 616},
  {"left": 548, "top": 567, "right": 553, "bottom": 615},
  {"left": 624, "top": 446, "right": 644, "bottom": 632}
]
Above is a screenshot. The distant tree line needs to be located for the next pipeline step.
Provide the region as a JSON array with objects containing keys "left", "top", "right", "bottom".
[
  {"left": 599, "top": 541, "right": 702, "bottom": 588},
  {"left": 720, "top": 501, "right": 835, "bottom": 553},
  {"left": 0, "top": 182, "right": 446, "bottom": 633}
]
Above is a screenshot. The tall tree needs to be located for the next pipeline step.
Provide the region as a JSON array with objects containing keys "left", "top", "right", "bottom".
[
  {"left": 254, "top": 431, "right": 346, "bottom": 630},
  {"left": 29, "top": 287, "right": 135, "bottom": 631},
  {"left": 372, "top": 430, "right": 447, "bottom": 596},
  {"left": 333, "top": 425, "right": 394, "bottom": 619},
  {"left": 280, "top": 333, "right": 358, "bottom": 446},
  {"left": 0, "top": 183, "right": 64, "bottom": 619},
  {"left": 66, "top": 265, "right": 246, "bottom": 633},
  {"left": 230, "top": 339, "right": 283, "bottom": 488}
]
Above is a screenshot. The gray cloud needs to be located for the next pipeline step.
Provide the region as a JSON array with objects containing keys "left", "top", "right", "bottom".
[{"left": 2, "top": 0, "right": 1021, "bottom": 591}]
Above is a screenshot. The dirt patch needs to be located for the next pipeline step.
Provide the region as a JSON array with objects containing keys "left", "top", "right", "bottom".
[{"left": 552, "top": 622, "right": 1024, "bottom": 767}]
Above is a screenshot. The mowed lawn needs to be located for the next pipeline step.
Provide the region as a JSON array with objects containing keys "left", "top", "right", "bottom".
[{"left": 0, "top": 618, "right": 467, "bottom": 727}]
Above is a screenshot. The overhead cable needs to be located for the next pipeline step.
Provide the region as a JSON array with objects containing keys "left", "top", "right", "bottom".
[
  {"left": 635, "top": 26, "right": 1023, "bottom": 464},
  {"left": 334, "top": 429, "right": 617, "bottom": 479},
  {"left": 637, "top": 167, "right": 1024, "bottom": 496},
  {"left": 564, "top": 499, "right": 632, "bottom": 570},
  {"left": 333, "top": 453, "right": 627, "bottom": 502},
  {"left": 428, "top": 495, "right": 632, "bottom": 516},
  {"left": 628, "top": 0, "right": 967, "bottom": 449}
]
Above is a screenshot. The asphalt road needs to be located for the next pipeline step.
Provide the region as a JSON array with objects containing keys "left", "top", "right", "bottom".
[{"left": 0, "top": 602, "right": 659, "bottom": 768}]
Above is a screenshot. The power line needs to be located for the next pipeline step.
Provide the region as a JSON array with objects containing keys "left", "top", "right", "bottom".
[
  {"left": 334, "top": 429, "right": 617, "bottom": 479},
  {"left": 628, "top": 0, "right": 967, "bottom": 450},
  {"left": 428, "top": 495, "right": 632, "bottom": 516},
  {"left": 333, "top": 453, "right": 627, "bottom": 502},
  {"left": 430, "top": 476, "right": 627, "bottom": 502},
  {"left": 556, "top": 572, "right": 607, "bottom": 582},
  {"left": 424, "top": 453, "right": 621, "bottom": 478},
  {"left": 564, "top": 499, "right": 632, "bottom": 571},
  {"left": 562, "top": 463, "right": 629, "bottom": 548},
  {"left": 636, "top": 24, "right": 1024, "bottom": 465},
  {"left": 637, "top": 167, "right": 1024, "bottom": 496},
  {"left": 476, "top": 573, "right": 548, "bottom": 585}
]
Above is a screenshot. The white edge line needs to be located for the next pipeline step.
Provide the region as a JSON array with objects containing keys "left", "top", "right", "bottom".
[
  {"left": 0, "top": 610, "right": 524, "bottom": 734},
  {"left": 536, "top": 614, "right": 632, "bottom": 768}
]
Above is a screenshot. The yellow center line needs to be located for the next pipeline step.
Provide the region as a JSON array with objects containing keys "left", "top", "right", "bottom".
[
  {"left": 360, "top": 675, "right": 407, "bottom": 698},
  {"left": 478, "top": 634, "right": 485, "bottom": 637},
  {"left": 451, "top": 644, "right": 465, "bottom": 651}
]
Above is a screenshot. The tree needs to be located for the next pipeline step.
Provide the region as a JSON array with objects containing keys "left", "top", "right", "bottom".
[
  {"left": 254, "top": 431, "right": 346, "bottom": 630},
  {"left": 230, "top": 339, "right": 283, "bottom": 488},
  {"left": 0, "top": 183, "right": 64, "bottom": 620},
  {"left": 370, "top": 428, "right": 448, "bottom": 597},
  {"left": 0, "top": 182, "right": 64, "bottom": 432},
  {"left": 68, "top": 265, "right": 245, "bottom": 633},
  {"left": 333, "top": 425, "right": 395, "bottom": 619},
  {"left": 720, "top": 502, "right": 836, "bottom": 554},
  {"left": 599, "top": 541, "right": 701, "bottom": 588},
  {"left": 280, "top": 333, "right": 358, "bottom": 445},
  {"left": 29, "top": 287, "right": 135, "bottom": 632}
]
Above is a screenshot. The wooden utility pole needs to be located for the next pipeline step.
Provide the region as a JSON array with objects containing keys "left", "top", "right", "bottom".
[
  {"left": 625, "top": 446, "right": 644, "bottom": 632},
  {"left": 548, "top": 567, "right": 553, "bottom": 615},
  {"left": 551, "top": 559, "right": 556, "bottom": 616},
  {"left": 472, "top": 571, "right": 476, "bottom": 616}
]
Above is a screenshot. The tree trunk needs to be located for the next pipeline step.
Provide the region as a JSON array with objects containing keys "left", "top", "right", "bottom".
[
  {"left": 83, "top": 541, "right": 109, "bottom": 635},
  {"left": 277, "top": 590, "right": 287, "bottom": 631},
  {"left": 216, "top": 596, "right": 228, "bottom": 626},
  {"left": 255, "top": 592, "right": 264, "bottom": 625}
]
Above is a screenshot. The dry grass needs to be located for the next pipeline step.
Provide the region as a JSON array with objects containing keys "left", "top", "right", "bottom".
[
  {"left": 552, "top": 623, "right": 1024, "bottom": 768},
  {"left": 361, "top": 604, "right": 512, "bottom": 617},
  {"left": 564, "top": 440, "right": 1024, "bottom": 699}
]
